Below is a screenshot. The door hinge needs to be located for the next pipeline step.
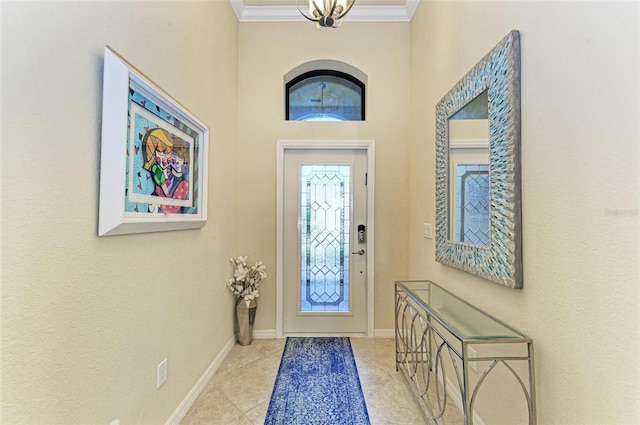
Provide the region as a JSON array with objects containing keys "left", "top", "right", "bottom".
[{"left": 365, "top": 173, "right": 368, "bottom": 186}]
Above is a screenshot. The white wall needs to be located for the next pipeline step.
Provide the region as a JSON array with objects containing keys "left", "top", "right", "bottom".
[
  {"left": 237, "top": 22, "right": 411, "bottom": 332},
  {"left": 409, "top": 1, "right": 639, "bottom": 424},
  {"left": 0, "top": 2, "right": 239, "bottom": 423}
]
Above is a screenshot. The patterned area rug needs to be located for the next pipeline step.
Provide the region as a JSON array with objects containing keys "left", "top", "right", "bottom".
[{"left": 264, "top": 337, "right": 371, "bottom": 425}]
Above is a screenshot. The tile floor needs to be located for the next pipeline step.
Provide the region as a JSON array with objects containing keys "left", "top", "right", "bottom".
[{"left": 180, "top": 338, "right": 430, "bottom": 425}]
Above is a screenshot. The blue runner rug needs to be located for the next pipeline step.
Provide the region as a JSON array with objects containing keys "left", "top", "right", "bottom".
[{"left": 264, "top": 337, "right": 371, "bottom": 425}]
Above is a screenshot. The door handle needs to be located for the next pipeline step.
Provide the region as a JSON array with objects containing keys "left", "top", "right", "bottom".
[{"left": 351, "top": 249, "right": 365, "bottom": 255}]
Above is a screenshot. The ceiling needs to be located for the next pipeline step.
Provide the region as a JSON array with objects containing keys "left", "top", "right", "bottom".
[{"left": 231, "top": 0, "right": 419, "bottom": 22}]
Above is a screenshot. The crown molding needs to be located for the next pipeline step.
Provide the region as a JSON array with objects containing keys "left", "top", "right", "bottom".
[{"left": 230, "top": 0, "right": 419, "bottom": 23}]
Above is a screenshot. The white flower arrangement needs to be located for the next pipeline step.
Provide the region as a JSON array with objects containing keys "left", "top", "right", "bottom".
[{"left": 226, "top": 256, "right": 267, "bottom": 305}]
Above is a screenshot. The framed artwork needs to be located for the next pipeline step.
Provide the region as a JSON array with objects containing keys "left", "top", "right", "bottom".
[{"left": 99, "top": 46, "right": 208, "bottom": 236}]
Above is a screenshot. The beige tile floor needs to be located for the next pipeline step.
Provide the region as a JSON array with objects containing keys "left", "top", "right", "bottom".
[{"left": 180, "top": 338, "right": 437, "bottom": 425}]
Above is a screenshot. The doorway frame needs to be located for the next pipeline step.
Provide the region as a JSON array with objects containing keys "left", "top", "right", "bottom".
[{"left": 276, "top": 140, "right": 375, "bottom": 338}]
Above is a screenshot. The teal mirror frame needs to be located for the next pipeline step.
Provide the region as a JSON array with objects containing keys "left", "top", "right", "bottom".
[{"left": 435, "top": 31, "right": 522, "bottom": 289}]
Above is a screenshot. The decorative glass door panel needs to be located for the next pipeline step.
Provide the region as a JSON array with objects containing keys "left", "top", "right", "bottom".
[
  {"left": 282, "top": 148, "right": 368, "bottom": 335},
  {"left": 449, "top": 145, "right": 490, "bottom": 247},
  {"left": 300, "top": 165, "right": 351, "bottom": 313},
  {"left": 455, "top": 164, "right": 489, "bottom": 245}
]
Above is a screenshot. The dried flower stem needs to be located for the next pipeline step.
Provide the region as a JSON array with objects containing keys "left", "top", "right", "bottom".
[{"left": 226, "top": 256, "right": 267, "bottom": 303}]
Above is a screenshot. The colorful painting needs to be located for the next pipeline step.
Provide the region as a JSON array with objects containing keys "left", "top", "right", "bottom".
[{"left": 125, "top": 91, "right": 200, "bottom": 216}]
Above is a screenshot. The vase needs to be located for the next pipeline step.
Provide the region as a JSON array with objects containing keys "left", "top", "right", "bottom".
[{"left": 236, "top": 298, "right": 257, "bottom": 346}]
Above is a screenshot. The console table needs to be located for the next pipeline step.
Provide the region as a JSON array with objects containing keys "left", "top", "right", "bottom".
[{"left": 395, "top": 280, "right": 536, "bottom": 424}]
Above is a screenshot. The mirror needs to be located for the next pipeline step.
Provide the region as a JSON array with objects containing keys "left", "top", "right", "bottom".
[
  {"left": 435, "top": 31, "right": 522, "bottom": 289},
  {"left": 448, "top": 91, "right": 489, "bottom": 246}
]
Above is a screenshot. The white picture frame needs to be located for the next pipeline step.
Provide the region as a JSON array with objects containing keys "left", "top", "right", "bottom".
[{"left": 99, "top": 46, "right": 208, "bottom": 236}]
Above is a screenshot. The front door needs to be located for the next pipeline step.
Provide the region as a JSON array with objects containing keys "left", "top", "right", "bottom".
[{"left": 282, "top": 148, "right": 368, "bottom": 335}]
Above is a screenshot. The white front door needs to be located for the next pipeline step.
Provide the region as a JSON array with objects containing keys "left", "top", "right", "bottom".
[{"left": 281, "top": 147, "right": 369, "bottom": 335}]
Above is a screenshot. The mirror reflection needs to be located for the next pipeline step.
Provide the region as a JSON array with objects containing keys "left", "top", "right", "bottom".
[{"left": 448, "top": 91, "right": 489, "bottom": 246}]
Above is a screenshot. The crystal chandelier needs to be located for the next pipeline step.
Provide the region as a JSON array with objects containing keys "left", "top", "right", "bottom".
[{"left": 298, "top": 0, "right": 356, "bottom": 28}]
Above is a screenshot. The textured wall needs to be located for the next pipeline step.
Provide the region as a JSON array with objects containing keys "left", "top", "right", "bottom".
[
  {"left": 3, "top": 2, "right": 638, "bottom": 424},
  {"left": 409, "top": 1, "right": 639, "bottom": 424},
  {"left": 237, "top": 22, "right": 411, "bottom": 333},
  {"left": 0, "top": 2, "right": 239, "bottom": 423}
]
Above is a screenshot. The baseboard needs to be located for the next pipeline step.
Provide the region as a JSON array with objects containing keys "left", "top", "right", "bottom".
[
  {"left": 166, "top": 335, "right": 236, "bottom": 425},
  {"left": 256, "top": 329, "right": 396, "bottom": 338},
  {"left": 253, "top": 329, "right": 278, "bottom": 339},
  {"left": 253, "top": 329, "right": 396, "bottom": 339},
  {"left": 374, "top": 329, "right": 395, "bottom": 338},
  {"left": 439, "top": 367, "right": 487, "bottom": 425},
  {"left": 166, "top": 328, "right": 398, "bottom": 423}
]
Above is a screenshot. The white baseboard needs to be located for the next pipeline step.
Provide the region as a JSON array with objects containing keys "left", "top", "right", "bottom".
[
  {"left": 255, "top": 329, "right": 396, "bottom": 338},
  {"left": 374, "top": 329, "right": 395, "bottom": 338},
  {"left": 166, "top": 335, "right": 236, "bottom": 425},
  {"left": 438, "top": 367, "right": 487, "bottom": 425},
  {"left": 253, "top": 329, "right": 278, "bottom": 339},
  {"left": 167, "top": 328, "right": 396, "bottom": 423}
]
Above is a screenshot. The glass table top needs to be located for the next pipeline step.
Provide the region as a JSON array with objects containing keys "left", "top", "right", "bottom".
[{"left": 396, "top": 280, "right": 525, "bottom": 340}]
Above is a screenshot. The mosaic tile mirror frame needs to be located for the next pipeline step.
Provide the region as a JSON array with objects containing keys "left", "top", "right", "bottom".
[{"left": 435, "top": 30, "right": 523, "bottom": 288}]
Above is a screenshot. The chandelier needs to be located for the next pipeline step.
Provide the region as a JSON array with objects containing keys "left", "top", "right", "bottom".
[{"left": 298, "top": 0, "right": 356, "bottom": 28}]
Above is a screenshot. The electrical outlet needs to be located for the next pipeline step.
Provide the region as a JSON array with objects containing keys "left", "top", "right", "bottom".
[
  {"left": 157, "top": 358, "right": 168, "bottom": 388},
  {"left": 468, "top": 347, "right": 478, "bottom": 373}
]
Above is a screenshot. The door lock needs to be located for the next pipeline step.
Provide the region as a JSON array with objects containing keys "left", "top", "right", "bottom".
[
  {"left": 357, "top": 224, "right": 366, "bottom": 244},
  {"left": 351, "top": 249, "right": 365, "bottom": 255}
]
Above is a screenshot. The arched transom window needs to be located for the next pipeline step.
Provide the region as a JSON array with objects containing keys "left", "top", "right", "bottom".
[{"left": 286, "top": 70, "right": 365, "bottom": 121}]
